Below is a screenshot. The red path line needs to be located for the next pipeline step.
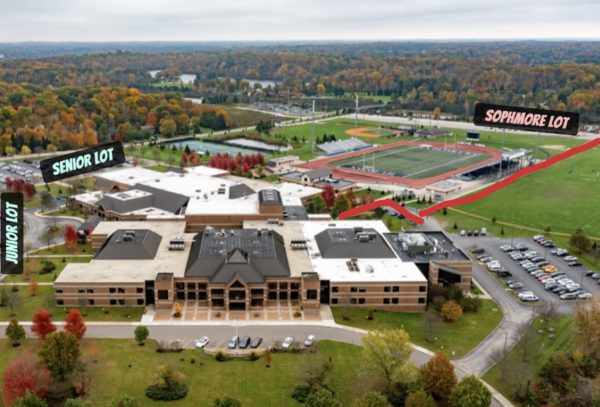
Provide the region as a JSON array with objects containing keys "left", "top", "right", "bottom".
[{"left": 338, "top": 137, "right": 600, "bottom": 223}]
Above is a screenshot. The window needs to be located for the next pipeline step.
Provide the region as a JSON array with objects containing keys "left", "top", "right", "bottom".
[
  {"left": 187, "top": 283, "right": 196, "bottom": 290},
  {"left": 118, "top": 299, "right": 125, "bottom": 305},
  {"left": 55, "top": 288, "right": 63, "bottom": 294},
  {"left": 358, "top": 287, "right": 366, "bottom": 293},
  {"left": 279, "top": 291, "right": 288, "bottom": 300},
  {"left": 78, "top": 288, "right": 85, "bottom": 293},
  {"left": 118, "top": 288, "right": 125, "bottom": 294},
  {"left": 307, "top": 290, "right": 318, "bottom": 300},
  {"left": 158, "top": 290, "right": 168, "bottom": 300},
  {"left": 418, "top": 298, "right": 426, "bottom": 304},
  {"left": 211, "top": 289, "right": 224, "bottom": 297},
  {"left": 137, "top": 299, "right": 144, "bottom": 305},
  {"left": 109, "top": 288, "right": 116, "bottom": 293},
  {"left": 176, "top": 291, "right": 185, "bottom": 300},
  {"left": 175, "top": 282, "right": 185, "bottom": 290},
  {"left": 86, "top": 289, "right": 94, "bottom": 294},
  {"left": 419, "top": 286, "right": 427, "bottom": 292},
  {"left": 187, "top": 292, "right": 196, "bottom": 301},
  {"left": 268, "top": 291, "right": 277, "bottom": 300},
  {"left": 136, "top": 287, "right": 144, "bottom": 294},
  {"left": 350, "top": 286, "right": 358, "bottom": 293},
  {"left": 291, "top": 283, "right": 300, "bottom": 290},
  {"left": 392, "top": 298, "right": 399, "bottom": 304},
  {"left": 358, "top": 298, "right": 365, "bottom": 304},
  {"left": 87, "top": 299, "right": 95, "bottom": 305},
  {"left": 110, "top": 299, "right": 117, "bottom": 305},
  {"left": 198, "top": 292, "right": 207, "bottom": 300},
  {"left": 392, "top": 286, "right": 399, "bottom": 292},
  {"left": 268, "top": 282, "right": 277, "bottom": 290},
  {"left": 198, "top": 283, "right": 207, "bottom": 290},
  {"left": 291, "top": 291, "right": 299, "bottom": 300},
  {"left": 383, "top": 298, "right": 390, "bottom": 304},
  {"left": 279, "top": 282, "right": 288, "bottom": 290},
  {"left": 332, "top": 286, "right": 339, "bottom": 293},
  {"left": 384, "top": 286, "right": 391, "bottom": 292},
  {"left": 331, "top": 298, "right": 338, "bottom": 305},
  {"left": 57, "top": 300, "right": 64, "bottom": 306},
  {"left": 350, "top": 298, "right": 357, "bottom": 304}
]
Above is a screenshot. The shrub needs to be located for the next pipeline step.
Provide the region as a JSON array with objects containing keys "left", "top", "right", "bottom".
[
  {"left": 460, "top": 296, "right": 482, "bottom": 313},
  {"left": 248, "top": 352, "right": 259, "bottom": 361},
  {"left": 448, "top": 375, "right": 491, "bottom": 407},
  {"left": 213, "top": 397, "right": 242, "bottom": 407},
  {"left": 291, "top": 384, "right": 312, "bottom": 403},
  {"left": 215, "top": 351, "right": 228, "bottom": 362},
  {"left": 293, "top": 311, "right": 302, "bottom": 318},
  {"left": 39, "top": 261, "right": 56, "bottom": 275},
  {"left": 134, "top": 326, "right": 149, "bottom": 345},
  {"left": 110, "top": 395, "right": 139, "bottom": 407},
  {"left": 145, "top": 365, "right": 188, "bottom": 401},
  {"left": 441, "top": 301, "right": 463, "bottom": 323}
]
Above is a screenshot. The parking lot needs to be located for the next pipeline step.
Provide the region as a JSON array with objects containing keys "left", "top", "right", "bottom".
[
  {"left": 0, "top": 160, "right": 43, "bottom": 185},
  {"left": 455, "top": 234, "right": 599, "bottom": 310}
]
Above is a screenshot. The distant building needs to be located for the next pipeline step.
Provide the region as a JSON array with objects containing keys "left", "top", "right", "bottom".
[{"left": 415, "top": 128, "right": 449, "bottom": 139}]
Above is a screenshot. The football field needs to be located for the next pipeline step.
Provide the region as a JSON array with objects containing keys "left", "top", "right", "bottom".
[{"left": 329, "top": 145, "right": 490, "bottom": 180}]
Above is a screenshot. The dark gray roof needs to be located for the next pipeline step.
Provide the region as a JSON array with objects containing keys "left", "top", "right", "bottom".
[
  {"left": 283, "top": 205, "right": 308, "bottom": 220},
  {"left": 98, "top": 192, "right": 153, "bottom": 214},
  {"left": 315, "top": 228, "right": 396, "bottom": 259},
  {"left": 95, "top": 229, "right": 162, "bottom": 260},
  {"left": 384, "top": 231, "right": 469, "bottom": 263},
  {"left": 94, "top": 178, "right": 117, "bottom": 190},
  {"left": 185, "top": 228, "right": 290, "bottom": 283},
  {"left": 305, "top": 168, "right": 331, "bottom": 180},
  {"left": 229, "top": 184, "right": 255, "bottom": 199},
  {"left": 133, "top": 183, "right": 189, "bottom": 214},
  {"left": 78, "top": 215, "right": 101, "bottom": 233},
  {"left": 258, "top": 189, "right": 282, "bottom": 206}
]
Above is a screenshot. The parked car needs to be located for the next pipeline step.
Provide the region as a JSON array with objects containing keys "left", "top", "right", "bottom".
[
  {"left": 194, "top": 336, "right": 210, "bottom": 349},
  {"left": 560, "top": 292, "right": 577, "bottom": 300},
  {"left": 515, "top": 243, "right": 529, "bottom": 251},
  {"left": 281, "top": 337, "right": 294, "bottom": 349},
  {"left": 567, "top": 261, "right": 582, "bottom": 267},
  {"left": 591, "top": 273, "right": 600, "bottom": 280},
  {"left": 564, "top": 255, "right": 578, "bottom": 262},
  {"left": 480, "top": 228, "right": 487, "bottom": 236},
  {"left": 497, "top": 271, "right": 513, "bottom": 278},
  {"left": 304, "top": 335, "right": 317, "bottom": 347},
  {"left": 228, "top": 336, "right": 239, "bottom": 349},
  {"left": 508, "top": 282, "right": 524, "bottom": 290},
  {"left": 250, "top": 337, "right": 263, "bottom": 349},
  {"left": 578, "top": 292, "right": 593, "bottom": 300},
  {"left": 239, "top": 336, "right": 251, "bottom": 349},
  {"left": 471, "top": 248, "right": 485, "bottom": 255},
  {"left": 460, "top": 230, "right": 466, "bottom": 236}
]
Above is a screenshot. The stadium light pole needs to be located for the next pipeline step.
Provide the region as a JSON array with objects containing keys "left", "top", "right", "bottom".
[
  {"left": 311, "top": 99, "right": 315, "bottom": 153},
  {"left": 355, "top": 94, "right": 359, "bottom": 129}
]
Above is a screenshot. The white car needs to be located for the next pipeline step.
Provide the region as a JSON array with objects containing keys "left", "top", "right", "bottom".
[
  {"left": 281, "top": 337, "right": 294, "bottom": 349},
  {"left": 304, "top": 335, "right": 317, "bottom": 347},
  {"left": 460, "top": 230, "right": 466, "bottom": 236},
  {"left": 480, "top": 228, "right": 487, "bottom": 236},
  {"left": 194, "top": 336, "right": 209, "bottom": 349},
  {"left": 577, "top": 292, "right": 592, "bottom": 300}
]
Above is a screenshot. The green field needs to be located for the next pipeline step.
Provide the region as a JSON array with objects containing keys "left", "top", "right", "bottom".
[
  {"left": 330, "top": 145, "right": 489, "bottom": 179},
  {"left": 0, "top": 339, "right": 364, "bottom": 407},
  {"left": 332, "top": 299, "right": 503, "bottom": 358}
]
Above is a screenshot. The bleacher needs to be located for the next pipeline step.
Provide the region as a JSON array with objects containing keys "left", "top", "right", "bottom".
[{"left": 317, "top": 137, "right": 371, "bottom": 156}]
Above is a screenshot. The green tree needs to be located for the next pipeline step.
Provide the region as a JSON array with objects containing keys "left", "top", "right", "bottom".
[
  {"left": 6, "top": 319, "right": 26, "bottom": 346},
  {"left": 448, "top": 375, "right": 491, "bottom": 407},
  {"left": 305, "top": 388, "right": 341, "bottom": 407},
  {"left": 570, "top": 228, "right": 592, "bottom": 253},
  {"left": 12, "top": 391, "right": 48, "bottom": 407},
  {"left": 331, "top": 195, "right": 350, "bottom": 218},
  {"left": 110, "top": 396, "right": 139, "bottom": 407},
  {"left": 361, "top": 330, "right": 415, "bottom": 392},
  {"left": 134, "top": 325, "right": 150, "bottom": 345},
  {"left": 405, "top": 390, "right": 436, "bottom": 407},
  {"left": 213, "top": 397, "right": 242, "bottom": 407},
  {"left": 38, "top": 331, "right": 80, "bottom": 381},
  {"left": 352, "top": 391, "right": 392, "bottom": 407},
  {"left": 64, "top": 399, "right": 93, "bottom": 407},
  {"left": 421, "top": 352, "right": 457, "bottom": 401},
  {"left": 308, "top": 195, "right": 326, "bottom": 213},
  {"left": 159, "top": 118, "right": 177, "bottom": 138}
]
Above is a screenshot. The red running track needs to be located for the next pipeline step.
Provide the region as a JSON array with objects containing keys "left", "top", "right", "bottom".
[{"left": 300, "top": 140, "right": 503, "bottom": 188}]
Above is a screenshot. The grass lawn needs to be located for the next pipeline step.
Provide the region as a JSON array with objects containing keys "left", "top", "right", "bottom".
[
  {"left": 24, "top": 183, "right": 66, "bottom": 208},
  {"left": 482, "top": 316, "right": 574, "bottom": 403},
  {"left": 0, "top": 285, "right": 143, "bottom": 322},
  {"left": 0, "top": 339, "right": 363, "bottom": 407},
  {"left": 354, "top": 188, "right": 389, "bottom": 199},
  {"left": 332, "top": 299, "right": 503, "bottom": 358},
  {"left": 146, "top": 164, "right": 171, "bottom": 172},
  {"left": 31, "top": 242, "right": 92, "bottom": 256},
  {"left": 2, "top": 256, "right": 92, "bottom": 283}
]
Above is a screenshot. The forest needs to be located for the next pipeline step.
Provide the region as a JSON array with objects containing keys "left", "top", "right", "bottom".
[{"left": 0, "top": 42, "right": 599, "bottom": 122}]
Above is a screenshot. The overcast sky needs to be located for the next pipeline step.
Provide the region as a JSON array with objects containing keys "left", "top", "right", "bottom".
[{"left": 1, "top": 0, "right": 599, "bottom": 42}]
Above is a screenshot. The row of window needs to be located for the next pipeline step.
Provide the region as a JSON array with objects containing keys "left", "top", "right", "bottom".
[
  {"left": 332, "top": 285, "right": 427, "bottom": 293},
  {"left": 56, "top": 298, "right": 145, "bottom": 306},
  {"left": 56, "top": 287, "right": 144, "bottom": 295},
  {"left": 330, "top": 297, "right": 426, "bottom": 305}
]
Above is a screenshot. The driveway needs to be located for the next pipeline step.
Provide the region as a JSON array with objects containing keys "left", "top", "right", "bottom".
[{"left": 24, "top": 208, "right": 82, "bottom": 250}]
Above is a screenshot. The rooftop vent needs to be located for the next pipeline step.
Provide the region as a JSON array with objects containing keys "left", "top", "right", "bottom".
[{"left": 168, "top": 236, "right": 185, "bottom": 251}]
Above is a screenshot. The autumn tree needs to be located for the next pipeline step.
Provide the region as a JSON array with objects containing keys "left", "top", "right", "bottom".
[
  {"left": 3, "top": 355, "right": 51, "bottom": 407},
  {"left": 352, "top": 391, "right": 392, "bottom": 407},
  {"left": 441, "top": 300, "right": 463, "bottom": 323},
  {"left": 159, "top": 118, "right": 177, "bottom": 138},
  {"left": 321, "top": 183, "right": 336, "bottom": 209},
  {"left": 361, "top": 330, "right": 415, "bottom": 393},
  {"left": 38, "top": 331, "right": 81, "bottom": 382},
  {"left": 405, "top": 390, "right": 436, "bottom": 407},
  {"left": 64, "top": 309, "right": 87, "bottom": 340},
  {"left": 448, "top": 375, "right": 491, "bottom": 407},
  {"left": 574, "top": 297, "right": 600, "bottom": 362},
  {"left": 11, "top": 391, "right": 48, "bottom": 407},
  {"left": 29, "top": 279, "right": 39, "bottom": 297},
  {"left": 64, "top": 225, "right": 78, "bottom": 251},
  {"left": 420, "top": 352, "right": 457, "bottom": 401},
  {"left": 31, "top": 309, "right": 56, "bottom": 340},
  {"left": 432, "top": 107, "right": 441, "bottom": 120},
  {"left": 6, "top": 318, "right": 26, "bottom": 347}
]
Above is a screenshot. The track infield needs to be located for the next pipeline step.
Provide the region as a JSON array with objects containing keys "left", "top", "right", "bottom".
[
  {"left": 345, "top": 127, "right": 398, "bottom": 138},
  {"left": 300, "top": 141, "right": 502, "bottom": 188}
]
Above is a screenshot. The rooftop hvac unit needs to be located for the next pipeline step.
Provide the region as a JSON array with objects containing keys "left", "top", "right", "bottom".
[
  {"left": 358, "top": 233, "right": 370, "bottom": 242},
  {"left": 365, "top": 265, "right": 374, "bottom": 273}
]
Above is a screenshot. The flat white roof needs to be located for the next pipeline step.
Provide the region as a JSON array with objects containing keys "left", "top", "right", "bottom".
[
  {"left": 140, "top": 172, "right": 233, "bottom": 198},
  {"left": 110, "top": 189, "right": 152, "bottom": 201},
  {"left": 56, "top": 220, "right": 189, "bottom": 283},
  {"left": 186, "top": 165, "right": 229, "bottom": 177},
  {"left": 186, "top": 191, "right": 260, "bottom": 215},
  {"left": 72, "top": 191, "right": 104, "bottom": 205},
  {"left": 96, "top": 167, "right": 168, "bottom": 186}
]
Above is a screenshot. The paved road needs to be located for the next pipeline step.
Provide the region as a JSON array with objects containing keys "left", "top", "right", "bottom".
[{"left": 24, "top": 208, "right": 82, "bottom": 250}]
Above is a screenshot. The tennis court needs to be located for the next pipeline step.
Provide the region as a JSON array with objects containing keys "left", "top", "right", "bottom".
[{"left": 330, "top": 145, "right": 490, "bottom": 179}]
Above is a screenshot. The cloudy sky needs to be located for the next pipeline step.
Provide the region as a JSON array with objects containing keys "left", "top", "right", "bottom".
[{"left": 1, "top": 0, "right": 599, "bottom": 42}]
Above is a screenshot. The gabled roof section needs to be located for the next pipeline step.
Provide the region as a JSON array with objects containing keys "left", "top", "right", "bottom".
[
  {"left": 133, "top": 183, "right": 189, "bottom": 214},
  {"left": 315, "top": 228, "right": 396, "bottom": 259},
  {"left": 95, "top": 229, "right": 162, "bottom": 260},
  {"left": 229, "top": 183, "right": 255, "bottom": 199}
]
